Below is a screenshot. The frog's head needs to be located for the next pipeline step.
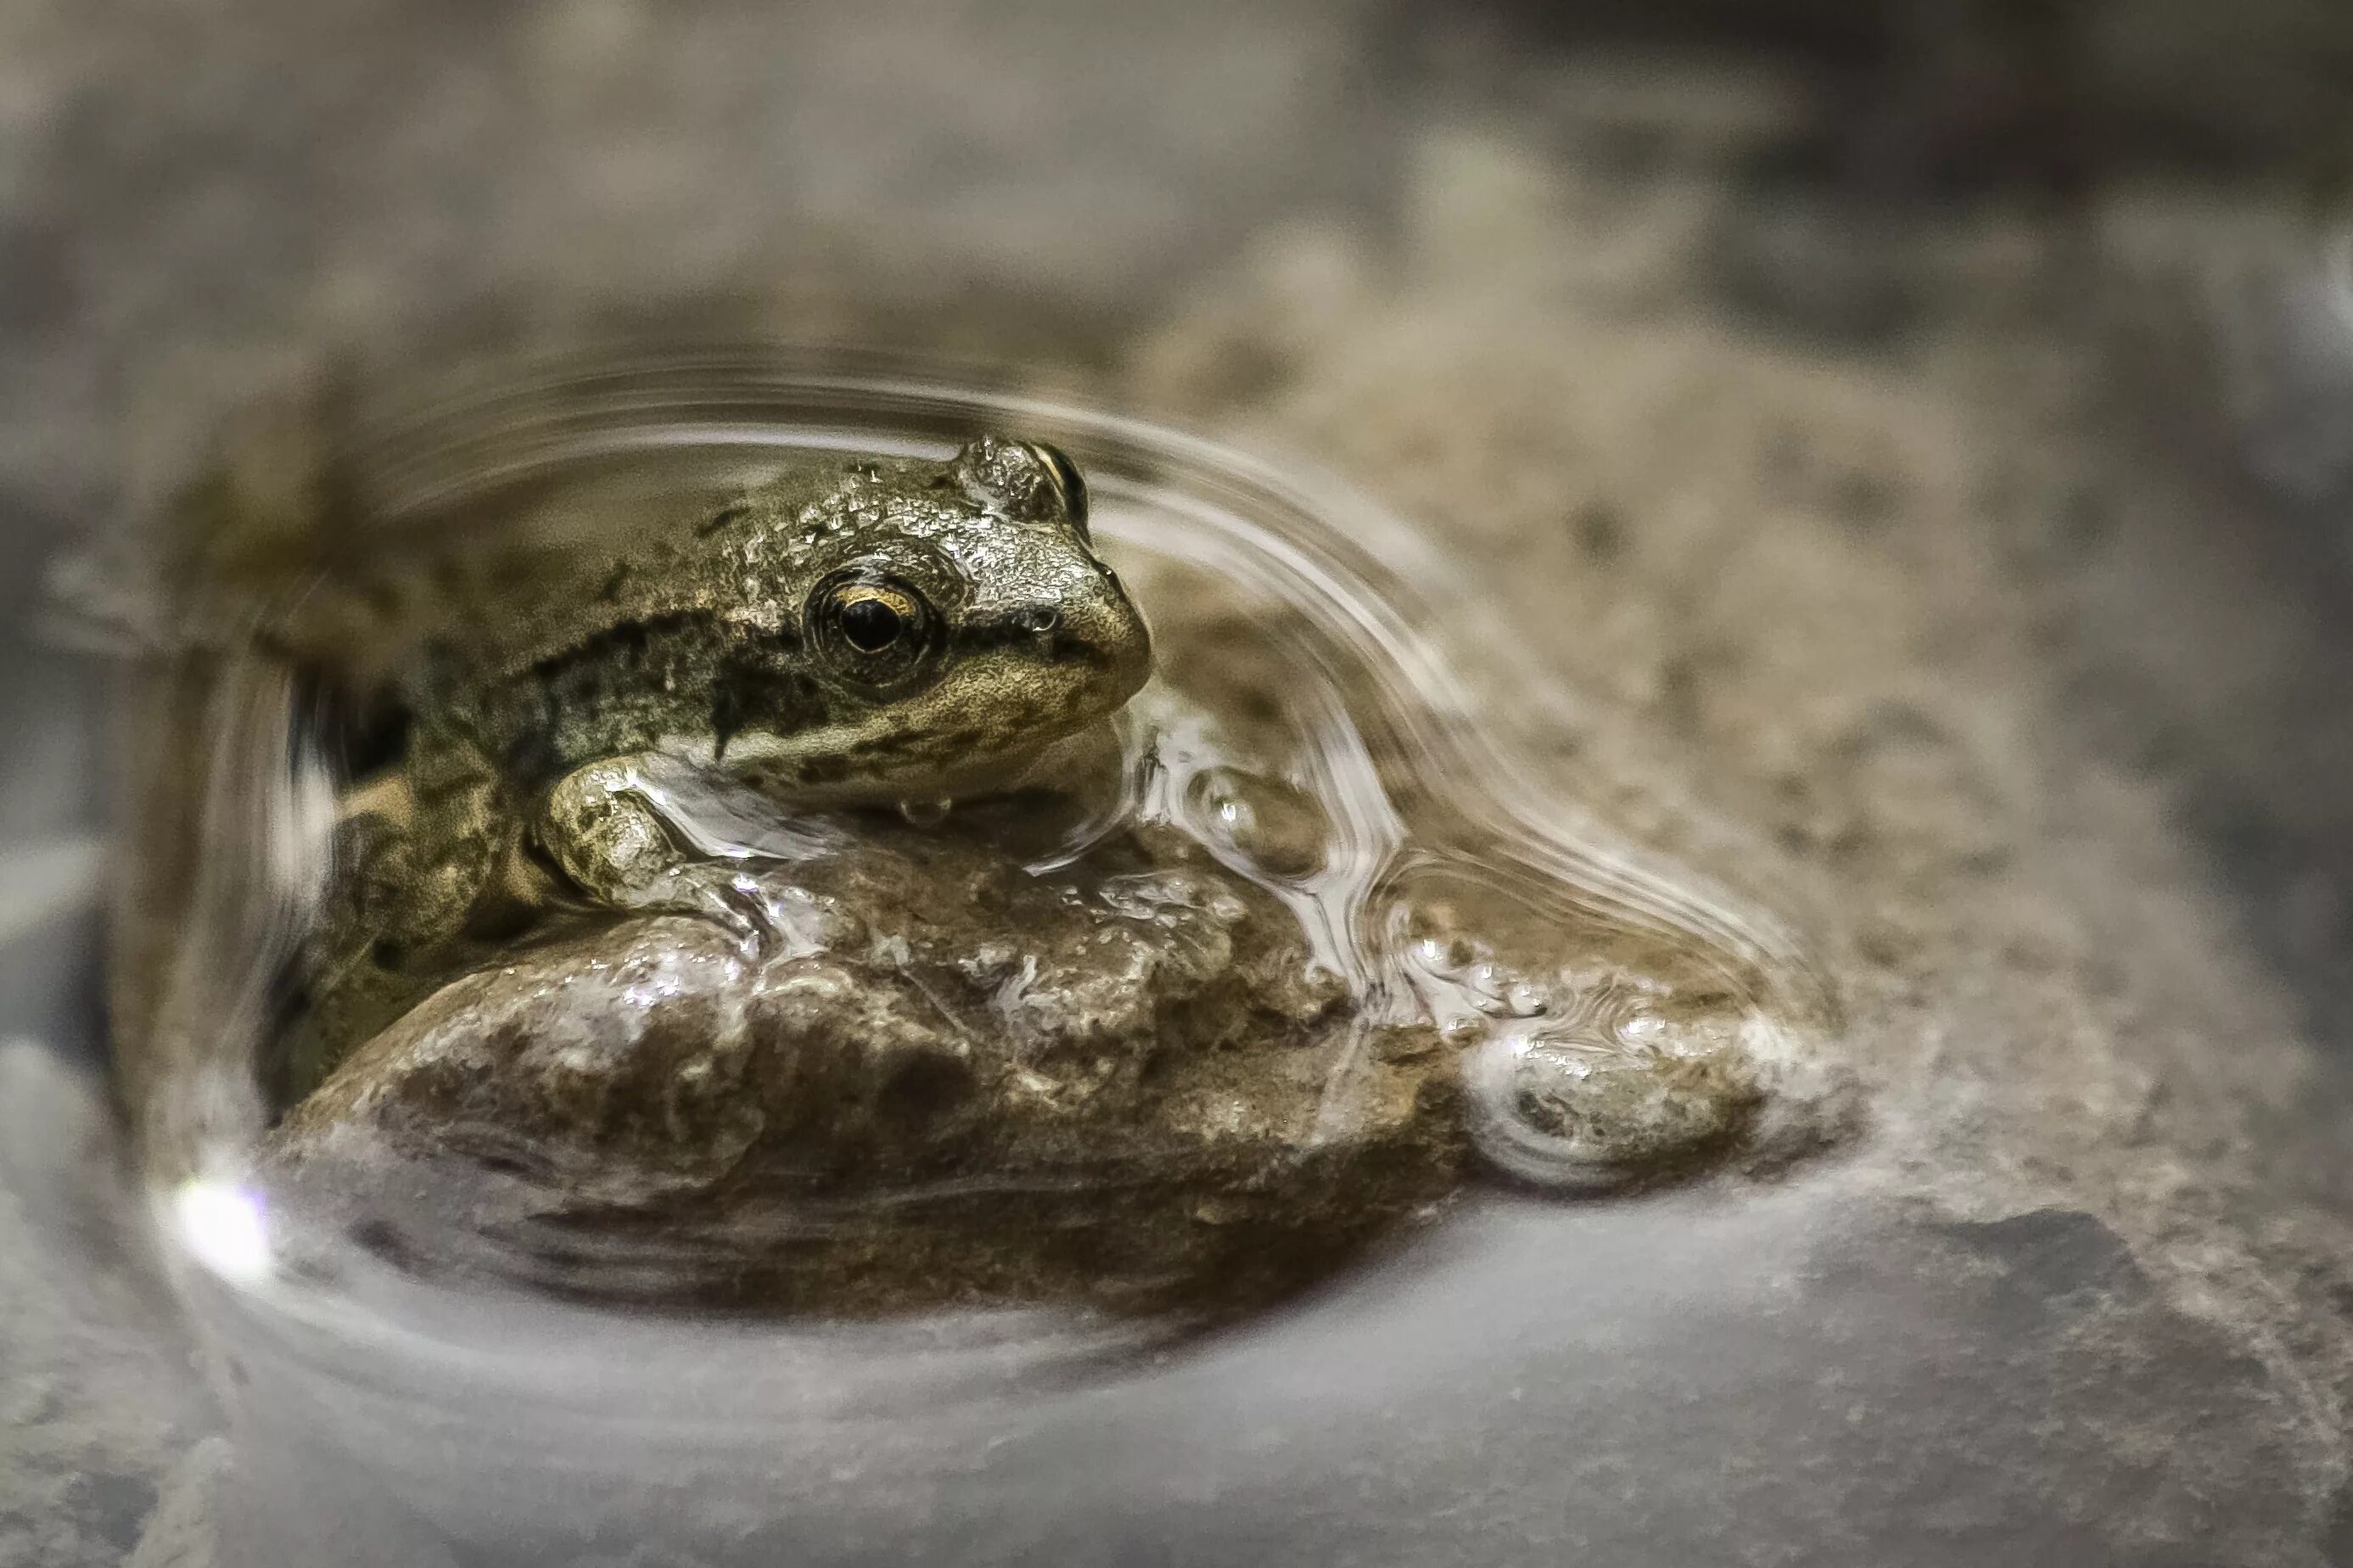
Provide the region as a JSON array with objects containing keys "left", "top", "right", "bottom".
[{"left": 720, "top": 437, "right": 1152, "bottom": 802}]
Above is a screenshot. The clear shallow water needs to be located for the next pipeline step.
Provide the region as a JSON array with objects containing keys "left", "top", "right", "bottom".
[{"left": 113, "top": 346, "right": 1843, "bottom": 1557}]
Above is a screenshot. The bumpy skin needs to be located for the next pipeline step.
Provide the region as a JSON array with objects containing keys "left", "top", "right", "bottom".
[{"left": 333, "top": 437, "right": 1151, "bottom": 969}]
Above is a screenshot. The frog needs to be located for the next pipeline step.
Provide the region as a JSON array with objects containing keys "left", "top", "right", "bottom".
[{"left": 312, "top": 435, "right": 1152, "bottom": 1033}]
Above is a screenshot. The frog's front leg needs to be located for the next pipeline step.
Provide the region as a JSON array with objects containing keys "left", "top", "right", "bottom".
[{"left": 537, "top": 757, "right": 775, "bottom": 951}]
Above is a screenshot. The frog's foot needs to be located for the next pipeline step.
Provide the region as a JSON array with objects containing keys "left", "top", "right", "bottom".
[
  {"left": 617, "top": 860, "right": 779, "bottom": 957},
  {"left": 540, "top": 760, "right": 779, "bottom": 957}
]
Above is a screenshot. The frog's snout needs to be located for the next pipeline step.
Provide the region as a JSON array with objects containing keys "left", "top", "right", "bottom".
[{"left": 1045, "top": 566, "right": 1152, "bottom": 707}]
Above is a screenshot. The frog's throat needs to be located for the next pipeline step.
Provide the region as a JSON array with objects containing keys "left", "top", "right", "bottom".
[{"left": 653, "top": 724, "right": 1048, "bottom": 804}]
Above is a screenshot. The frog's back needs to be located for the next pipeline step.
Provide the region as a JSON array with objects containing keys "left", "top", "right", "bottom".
[{"left": 422, "top": 455, "right": 887, "bottom": 689}]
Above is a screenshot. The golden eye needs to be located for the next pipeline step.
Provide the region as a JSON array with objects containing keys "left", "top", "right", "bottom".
[
  {"left": 810, "top": 568, "right": 942, "bottom": 691},
  {"left": 834, "top": 585, "right": 916, "bottom": 652}
]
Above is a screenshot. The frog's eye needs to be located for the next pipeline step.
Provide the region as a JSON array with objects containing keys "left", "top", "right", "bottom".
[
  {"left": 811, "top": 571, "right": 941, "bottom": 688},
  {"left": 838, "top": 585, "right": 914, "bottom": 652},
  {"left": 1024, "top": 441, "right": 1090, "bottom": 535}
]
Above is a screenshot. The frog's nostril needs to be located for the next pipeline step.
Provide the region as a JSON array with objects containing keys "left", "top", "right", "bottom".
[{"left": 1022, "top": 607, "right": 1061, "bottom": 635}]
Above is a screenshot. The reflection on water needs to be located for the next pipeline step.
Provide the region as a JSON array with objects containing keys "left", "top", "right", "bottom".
[{"left": 113, "top": 346, "right": 1845, "bottom": 1555}]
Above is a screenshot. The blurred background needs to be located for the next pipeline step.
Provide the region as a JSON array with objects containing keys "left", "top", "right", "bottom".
[{"left": 11, "top": 3, "right": 2353, "bottom": 1564}]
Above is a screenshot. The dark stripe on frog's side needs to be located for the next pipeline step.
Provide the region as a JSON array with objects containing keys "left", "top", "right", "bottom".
[
  {"left": 460, "top": 609, "right": 827, "bottom": 794},
  {"left": 710, "top": 652, "right": 825, "bottom": 764},
  {"left": 524, "top": 610, "right": 712, "bottom": 682},
  {"left": 954, "top": 612, "right": 1123, "bottom": 668}
]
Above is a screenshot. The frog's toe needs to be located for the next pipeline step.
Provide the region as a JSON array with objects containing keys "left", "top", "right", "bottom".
[{"left": 637, "top": 861, "right": 780, "bottom": 960}]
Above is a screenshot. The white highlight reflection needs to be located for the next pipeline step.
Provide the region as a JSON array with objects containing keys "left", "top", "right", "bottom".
[{"left": 175, "top": 1179, "right": 272, "bottom": 1285}]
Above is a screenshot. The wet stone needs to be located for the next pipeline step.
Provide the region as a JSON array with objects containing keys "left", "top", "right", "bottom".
[
  {"left": 1464, "top": 1034, "right": 1762, "bottom": 1190},
  {"left": 261, "top": 761, "right": 1815, "bottom": 1322},
  {"left": 264, "top": 808, "right": 1468, "bottom": 1321}
]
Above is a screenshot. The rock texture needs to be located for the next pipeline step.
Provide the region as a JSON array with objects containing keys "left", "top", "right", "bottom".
[{"left": 266, "top": 811, "right": 1460, "bottom": 1318}]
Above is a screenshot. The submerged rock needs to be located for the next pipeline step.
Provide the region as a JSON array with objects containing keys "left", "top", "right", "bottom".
[
  {"left": 260, "top": 737, "right": 1824, "bottom": 1321},
  {"left": 264, "top": 807, "right": 1468, "bottom": 1319}
]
